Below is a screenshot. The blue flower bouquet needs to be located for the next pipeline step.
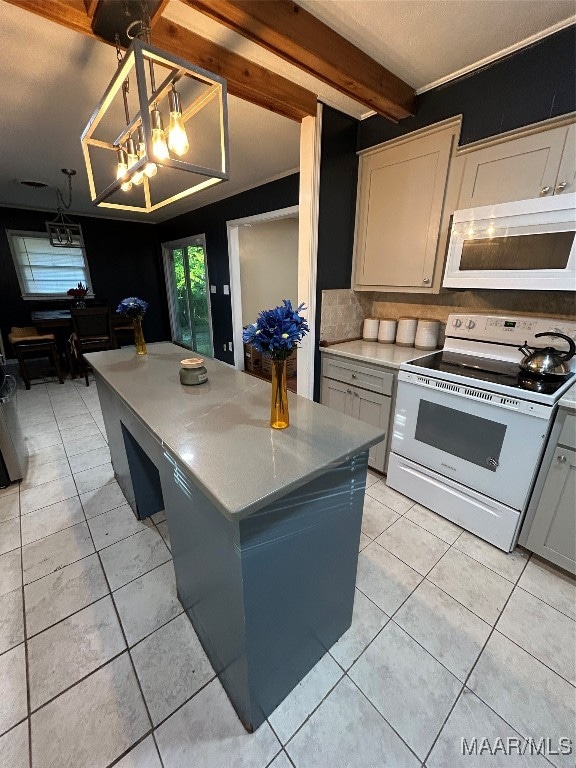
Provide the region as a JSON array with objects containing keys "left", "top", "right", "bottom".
[
  {"left": 117, "top": 297, "right": 148, "bottom": 355},
  {"left": 243, "top": 300, "right": 309, "bottom": 429},
  {"left": 116, "top": 297, "right": 148, "bottom": 320},
  {"left": 242, "top": 300, "right": 309, "bottom": 360}
]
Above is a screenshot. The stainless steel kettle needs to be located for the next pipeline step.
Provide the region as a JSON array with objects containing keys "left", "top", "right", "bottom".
[{"left": 518, "top": 332, "right": 576, "bottom": 378}]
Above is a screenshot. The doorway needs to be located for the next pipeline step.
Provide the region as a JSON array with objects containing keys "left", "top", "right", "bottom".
[
  {"left": 227, "top": 206, "right": 299, "bottom": 367},
  {"left": 162, "top": 235, "right": 213, "bottom": 357},
  {"left": 226, "top": 111, "right": 321, "bottom": 399}
]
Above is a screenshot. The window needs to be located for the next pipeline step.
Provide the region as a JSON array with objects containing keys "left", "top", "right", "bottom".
[{"left": 7, "top": 231, "right": 92, "bottom": 300}]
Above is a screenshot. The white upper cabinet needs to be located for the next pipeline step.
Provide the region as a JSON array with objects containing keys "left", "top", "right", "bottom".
[
  {"left": 456, "top": 122, "right": 575, "bottom": 209},
  {"left": 556, "top": 123, "right": 576, "bottom": 196},
  {"left": 353, "top": 120, "right": 459, "bottom": 293}
]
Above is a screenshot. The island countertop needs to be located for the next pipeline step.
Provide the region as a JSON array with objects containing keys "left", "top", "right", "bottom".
[{"left": 86, "top": 342, "right": 385, "bottom": 520}]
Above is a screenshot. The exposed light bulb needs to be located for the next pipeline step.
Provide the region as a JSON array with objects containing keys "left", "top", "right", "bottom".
[
  {"left": 168, "top": 85, "right": 189, "bottom": 156},
  {"left": 126, "top": 137, "right": 143, "bottom": 186},
  {"left": 136, "top": 125, "right": 157, "bottom": 179},
  {"left": 168, "top": 114, "right": 189, "bottom": 156},
  {"left": 116, "top": 148, "right": 132, "bottom": 192},
  {"left": 150, "top": 107, "right": 169, "bottom": 161},
  {"left": 137, "top": 126, "right": 146, "bottom": 158}
]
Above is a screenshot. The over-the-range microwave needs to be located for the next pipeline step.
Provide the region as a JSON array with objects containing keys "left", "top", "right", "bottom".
[{"left": 443, "top": 193, "right": 576, "bottom": 290}]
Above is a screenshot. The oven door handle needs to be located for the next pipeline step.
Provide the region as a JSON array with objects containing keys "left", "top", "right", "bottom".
[{"left": 397, "top": 371, "right": 552, "bottom": 420}]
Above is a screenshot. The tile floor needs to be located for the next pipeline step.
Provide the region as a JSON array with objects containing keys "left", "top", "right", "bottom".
[{"left": 1, "top": 375, "right": 575, "bottom": 768}]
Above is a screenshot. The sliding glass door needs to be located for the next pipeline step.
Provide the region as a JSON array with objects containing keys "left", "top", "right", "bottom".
[{"left": 163, "top": 236, "right": 213, "bottom": 357}]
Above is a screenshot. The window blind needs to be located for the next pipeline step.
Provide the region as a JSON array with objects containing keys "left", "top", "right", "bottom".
[{"left": 8, "top": 233, "right": 91, "bottom": 299}]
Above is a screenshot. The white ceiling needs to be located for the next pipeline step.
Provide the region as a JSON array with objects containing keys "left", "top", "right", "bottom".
[
  {"left": 297, "top": 0, "right": 576, "bottom": 93},
  {"left": 0, "top": 0, "right": 573, "bottom": 223}
]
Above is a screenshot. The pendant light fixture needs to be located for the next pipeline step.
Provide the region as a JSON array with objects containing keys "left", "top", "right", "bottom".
[
  {"left": 46, "top": 169, "right": 83, "bottom": 247},
  {"left": 81, "top": 10, "right": 229, "bottom": 214}
]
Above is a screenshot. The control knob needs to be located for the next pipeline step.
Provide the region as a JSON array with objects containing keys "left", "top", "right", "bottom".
[
  {"left": 465, "top": 319, "right": 476, "bottom": 329},
  {"left": 452, "top": 318, "right": 462, "bottom": 328}
]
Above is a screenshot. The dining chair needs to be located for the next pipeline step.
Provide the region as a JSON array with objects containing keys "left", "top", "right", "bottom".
[
  {"left": 70, "top": 307, "right": 113, "bottom": 386},
  {"left": 8, "top": 326, "right": 64, "bottom": 390},
  {"left": 112, "top": 321, "right": 135, "bottom": 349}
]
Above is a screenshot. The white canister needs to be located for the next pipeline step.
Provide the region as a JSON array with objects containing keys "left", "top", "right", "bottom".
[
  {"left": 362, "top": 317, "right": 380, "bottom": 341},
  {"left": 396, "top": 317, "right": 418, "bottom": 347},
  {"left": 377, "top": 318, "right": 397, "bottom": 344},
  {"left": 415, "top": 319, "right": 441, "bottom": 350}
]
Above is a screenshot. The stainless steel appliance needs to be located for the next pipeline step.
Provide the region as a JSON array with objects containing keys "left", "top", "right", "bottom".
[
  {"left": 518, "top": 332, "right": 576, "bottom": 379},
  {"left": 443, "top": 194, "right": 576, "bottom": 291},
  {"left": 387, "top": 313, "right": 576, "bottom": 552},
  {"left": 0, "top": 373, "right": 27, "bottom": 487}
]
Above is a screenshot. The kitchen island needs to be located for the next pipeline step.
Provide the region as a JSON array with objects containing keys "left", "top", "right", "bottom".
[{"left": 86, "top": 343, "right": 385, "bottom": 731}]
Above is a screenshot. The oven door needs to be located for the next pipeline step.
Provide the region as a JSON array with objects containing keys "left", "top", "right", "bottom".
[{"left": 391, "top": 372, "right": 552, "bottom": 510}]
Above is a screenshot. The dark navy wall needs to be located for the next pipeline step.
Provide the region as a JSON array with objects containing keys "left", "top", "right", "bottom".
[
  {"left": 0, "top": 207, "right": 169, "bottom": 351},
  {"left": 158, "top": 174, "right": 299, "bottom": 365},
  {"left": 313, "top": 106, "right": 360, "bottom": 401},
  {"left": 315, "top": 26, "right": 575, "bottom": 398},
  {"left": 358, "top": 26, "right": 576, "bottom": 150}
]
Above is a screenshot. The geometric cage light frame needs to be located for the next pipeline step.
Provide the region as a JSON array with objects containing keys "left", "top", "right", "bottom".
[{"left": 81, "top": 39, "right": 229, "bottom": 213}]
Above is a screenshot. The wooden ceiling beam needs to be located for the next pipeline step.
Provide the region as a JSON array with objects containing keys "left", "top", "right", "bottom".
[
  {"left": 83, "top": 0, "right": 99, "bottom": 20},
  {"left": 6, "top": 0, "right": 318, "bottom": 122},
  {"left": 186, "top": 0, "right": 415, "bottom": 121},
  {"left": 150, "top": 0, "right": 171, "bottom": 27},
  {"left": 8, "top": 0, "right": 94, "bottom": 35},
  {"left": 153, "top": 18, "right": 317, "bottom": 121}
]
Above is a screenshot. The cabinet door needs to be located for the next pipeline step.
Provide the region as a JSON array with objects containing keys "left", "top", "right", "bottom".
[
  {"left": 354, "top": 126, "right": 455, "bottom": 289},
  {"left": 321, "top": 377, "right": 353, "bottom": 417},
  {"left": 524, "top": 446, "right": 576, "bottom": 575},
  {"left": 556, "top": 123, "right": 575, "bottom": 196},
  {"left": 457, "top": 126, "right": 567, "bottom": 209},
  {"left": 351, "top": 387, "right": 391, "bottom": 473}
]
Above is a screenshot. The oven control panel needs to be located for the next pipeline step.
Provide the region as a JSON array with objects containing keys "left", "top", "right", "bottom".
[{"left": 447, "top": 314, "right": 576, "bottom": 348}]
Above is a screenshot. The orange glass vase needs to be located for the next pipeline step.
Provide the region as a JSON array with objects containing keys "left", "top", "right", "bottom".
[
  {"left": 270, "top": 359, "right": 289, "bottom": 429},
  {"left": 133, "top": 317, "right": 147, "bottom": 356}
]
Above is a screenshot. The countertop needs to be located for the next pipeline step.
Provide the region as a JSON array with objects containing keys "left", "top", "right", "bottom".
[
  {"left": 320, "top": 340, "right": 428, "bottom": 369},
  {"left": 558, "top": 380, "right": 576, "bottom": 412},
  {"left": 86, "top": 343, "right": 385, "bottom": 520}
]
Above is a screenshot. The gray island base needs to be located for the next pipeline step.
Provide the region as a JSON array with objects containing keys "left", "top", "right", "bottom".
[{"left": 86, "top": 343, "right": 385, "bottom": 732}]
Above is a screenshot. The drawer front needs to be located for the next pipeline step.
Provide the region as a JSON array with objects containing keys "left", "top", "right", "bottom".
[
  {"left": 323, "top": 358, "right": 394, "bottom": 396},
  {"left": 558, "top": 413, "right": 576, "bottom": 450}
]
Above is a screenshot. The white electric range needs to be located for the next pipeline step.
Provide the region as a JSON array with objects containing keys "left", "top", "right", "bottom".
[{"left": 387, "top": 313, "right": 576, "bottom": 552}]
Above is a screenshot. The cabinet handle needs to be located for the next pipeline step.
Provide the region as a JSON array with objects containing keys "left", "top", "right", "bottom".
[
  {"left": 555, "top": 181, "right": 567, "bottom": 193},
  {"left": 540, "top": 186, "right": 551, "bottom": 196},
  {"left": 346, "top": 388, "right": 352, "bottom": 394},
  {"left": 557, "top": 455, "right": 567, "bottom": 463},
  {"left": 351, "top": 373, "right": 357, "bottom": 379},
  {"left": 423, "top": 277, "right": 431, "bottom": 285}
]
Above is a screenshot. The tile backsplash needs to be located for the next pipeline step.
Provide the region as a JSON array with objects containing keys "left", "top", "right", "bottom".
[
  {"left": 320, "top": 289, "right": 372, "bottom": 343},
  {"left": 320, "top": 288, "right": 576, "bottom": 345}
]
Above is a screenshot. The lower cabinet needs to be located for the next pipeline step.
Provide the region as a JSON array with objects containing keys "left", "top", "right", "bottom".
[
  {"left": 321, "top": 362, "right": 393, "bottom": 473},
  {"left": 520, "top": 411, "right": 576, "bottom": 574}
]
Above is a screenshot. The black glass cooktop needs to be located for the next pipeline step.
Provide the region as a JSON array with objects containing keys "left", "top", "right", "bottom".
[{"left": 407, "top": 350, "right": 576, "bottom": 396}]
